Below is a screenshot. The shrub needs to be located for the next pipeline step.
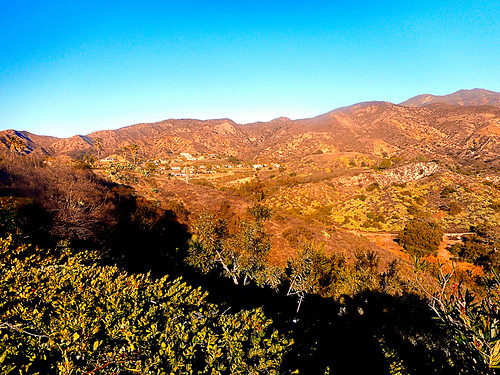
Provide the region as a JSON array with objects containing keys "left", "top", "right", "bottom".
[
  {"left": 227, "top": 156, "right": 241, "bottom": 164},
  {"left": 0, "top": 237, "right": 291, "bottom": 374},
  {"left": 187, "top": 211, "right": 273, "bottom": 286},
  {"left": 390, "top": 156, "right": 403, "bottom": 163},
  {"left": 431, "top": 271, "right": 500, "bottom": 372},
  {"left": 491, "top": 201, "right": 500, "bottom": 212},
  {"left": 378, "top": 159, "right": 392, "bottom": 169},
  {"left": 448, "top": 201, "right": 462, "bottom": 216},
  {"left": 414, "top": 196, "right": 426, "bottom": 206},
  {"left": 398, "top": 219, "right": 443, "bottom": 256},
  {"left": 440, "top": 186, "right": 456, "bottom": 198},
  {"left": 282, "top": 226, "right": 313, "bottom": 247},
  {"left": 237, "top": 180, "right": 266, "bottom": 201},
  {"left": 191, "top": 178, "right": 215, "bottom": 188},
  {"left": 366, "top": 182, "right": 380, "bottom": 192},
  {"left": 248, "top": 203, "right": 273, "bottom": 222},
  {"left": 448, "top": 226, "right": 500, "bottom": 268},
  {"left": 355, "top": 194, "right": 367, "bottom": 201},
  {"left": 168, "top": 200, "right": 190, "bottom": 221}
]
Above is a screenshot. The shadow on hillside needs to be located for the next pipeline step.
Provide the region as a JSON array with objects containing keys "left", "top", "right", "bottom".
[
  {"left": 103, "top": 192, "right": 191, "bottom": 275},
  {"left": 182, "top": 274, "right": 483, "bottom": 375}
]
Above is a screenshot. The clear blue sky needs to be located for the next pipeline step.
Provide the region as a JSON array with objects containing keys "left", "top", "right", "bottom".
[{"left": 1, "top": 0, "right": 499, "bottom": 137}]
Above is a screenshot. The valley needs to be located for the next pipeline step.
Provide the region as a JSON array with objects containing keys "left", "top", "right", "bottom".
[{"left": 2, "top": 88, "right": 500, "bottom": 374}]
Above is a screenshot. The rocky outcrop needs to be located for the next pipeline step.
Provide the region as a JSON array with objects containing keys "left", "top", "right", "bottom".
[{"left": 336, "top": 162, "right": 444, "bottom": 188}]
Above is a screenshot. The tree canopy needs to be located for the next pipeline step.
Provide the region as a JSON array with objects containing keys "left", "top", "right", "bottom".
[
  {"left": 398, "top": 219, "right": 444, "bottom": 257},
  {"left": 0, "top": 235, "right": 291, "bottom": 374}
]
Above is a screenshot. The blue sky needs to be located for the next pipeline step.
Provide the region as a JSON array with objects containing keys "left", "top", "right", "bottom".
[{"left": 1, "top": 0, "right": 499, "bottom": 137}]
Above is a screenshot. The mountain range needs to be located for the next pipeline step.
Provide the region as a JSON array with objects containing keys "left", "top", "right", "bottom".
[{"left": 2, "top": 88, "right": 500, "bottom": 167}]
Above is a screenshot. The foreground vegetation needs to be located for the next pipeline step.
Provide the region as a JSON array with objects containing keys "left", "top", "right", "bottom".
[{"left": 0, "top": 236, "right": 289, "bottom": 374}]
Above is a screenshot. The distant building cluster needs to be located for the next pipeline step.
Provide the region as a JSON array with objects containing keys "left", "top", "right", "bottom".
[{"left": 98, "top": 150, "right": 280, "bottom": 182}]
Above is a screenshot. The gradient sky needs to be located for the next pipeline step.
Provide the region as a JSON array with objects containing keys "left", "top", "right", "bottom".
[{"left": 1, "top": 0, "right": 499, "bottom": 137}]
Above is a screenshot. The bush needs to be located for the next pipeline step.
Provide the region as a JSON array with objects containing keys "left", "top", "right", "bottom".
[
  {"left": 227, "top": 156, "right": 241, "bottom": 164},
  {"left": 248, "top": 203, "right": 273, "bottom": 222},
  {"left": 440, "top": 186, "right": 456, "bottom": 198},
  {"left": 282, "top": 226, "right": 313, "bottom": 247},
  {"left": 448, "top": 201, "right": 462, "bottom": 215},
  {"left": 431, "top": 271, "right": 500, "bottom": 372},
  {"left": 355, "top": 194, "right": 367, "bottom": 201},
  {"left": 378, "top": 159, "right": 392, "bottom": 169},
  {"left": 398, "top": 220, "right": 443, "bottom": 256},
  {"left": 237, "top": 180, "right": 266, "bottom": 201},
  {"left": 491, "top": 201, "right": 500, "bottom": 212},
  {"left": 448, "top": 225, "right": 500, "bottom": 268},
  {"left": 366, "top": 182, "right": 380, "bottom": 192},
  {"left": 191, "top": 178, "right": 215, "bottom": 188},
  {"left": 0, "top": 237, "right": 291, "bottom": 374}
]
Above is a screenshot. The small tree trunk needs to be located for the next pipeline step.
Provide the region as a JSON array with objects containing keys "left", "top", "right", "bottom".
[{"left": 296, "top": 294, "right": 304, "bottom": 314}]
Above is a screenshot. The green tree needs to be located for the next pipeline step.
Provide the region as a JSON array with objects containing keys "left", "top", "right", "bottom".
[
  {"left": 0, "top": 236, "right": 291, "bottom": 374},
  {"left": 6, "top": 135, "right": 25, "bottom": 154},
  {"left": 378, "top": 159, "right": 392, "bottom": 169},
  {"left": 398, "top": 219, "right": 443, "bottom": 257},
  {"left": 285, "top": 242, "right": 336, "bottom": 313},
  {"left": 130, "top": 144, "right": 139, "bottom": 164},
  {"left": 449, "top": 225, "right": 500, "bottom": 268},
  {"left": 187, "top": 211, "right": 272, "bottom": 286}
]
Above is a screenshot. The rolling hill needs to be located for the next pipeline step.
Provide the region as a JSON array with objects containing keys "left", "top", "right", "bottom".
[
  {"left": 2, "top": 89, "right": 500, "bottom": 169},
  {"left": 400, "top": 88, "right": 500, "bottom": 107}
]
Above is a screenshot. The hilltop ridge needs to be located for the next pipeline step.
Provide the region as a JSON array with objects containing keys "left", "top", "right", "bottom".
[
  {"left": 2, "top": 89, "right": 500, "bottom": 168},
  {"left": 400, "top": 88, "right": 500, "bottom": 107}
]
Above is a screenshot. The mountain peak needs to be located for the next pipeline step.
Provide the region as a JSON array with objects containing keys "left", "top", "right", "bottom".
[
  {"left": 400, "top": 88, "right": 500, "bottom": 108},
  {"left": 270, "top": 117, "right": 292, "bottom": 123}
]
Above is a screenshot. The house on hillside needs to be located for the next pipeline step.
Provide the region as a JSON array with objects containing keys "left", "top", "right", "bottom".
[{"left": 99, "top": 156, "right": 117, "bottom": 165}]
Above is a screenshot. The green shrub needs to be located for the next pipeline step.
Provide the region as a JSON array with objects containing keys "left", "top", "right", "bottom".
[
  {"left": 366, "top": 182, "right": 380, "bottom": 192},
  {"left": 440, "top": 186, "right": 456, "bottom": 198},
  {"left": 491, "top": 201, "right": 500, "bottom": 212},
  {"left": 191, "top": 178, "right": 215, "bottom": 188},
  {"left": 448, "top": 201, "right": 462, "bottom": 216},
  {"left": 431, "top": 271, "right": 500, "bottom": 372},
  {"left": 0, "top": 237, "right": 290, "bottom": 374},
  {"left": 378, "top": 159, "right": 392, "bottom": 169},
  {"left": 448, "top": 225, "right": 500, "bottom": 268},
  {"left": 398, "top": 220, "right": 443, "bottom": 256},
  {"left": 248, "top": 203, "right": 273, "bottom": 222},
  {"left": 414, "top": 196, "right": 426, "bottom": 206}
]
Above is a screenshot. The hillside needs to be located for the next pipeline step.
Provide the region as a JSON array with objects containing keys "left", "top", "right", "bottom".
[
  {"left": 400, "top": 88, "right": 500, "bottom": 107},
  {"left": 3, "top": 90, "right": 500, "bottom": 373},
  {"left": 2, "top": 89, "right": 500, "bottom": 170}
]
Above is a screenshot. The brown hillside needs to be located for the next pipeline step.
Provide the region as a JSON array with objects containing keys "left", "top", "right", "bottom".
[
  {"left": 3, "top": 89, "right": 500, "bottom": 168},
  {"left": 0, "top": 130, "right": 59, "bottom": 155},
  {"left": 400, "top": 88, "right": 500, "bottom": 107}
]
